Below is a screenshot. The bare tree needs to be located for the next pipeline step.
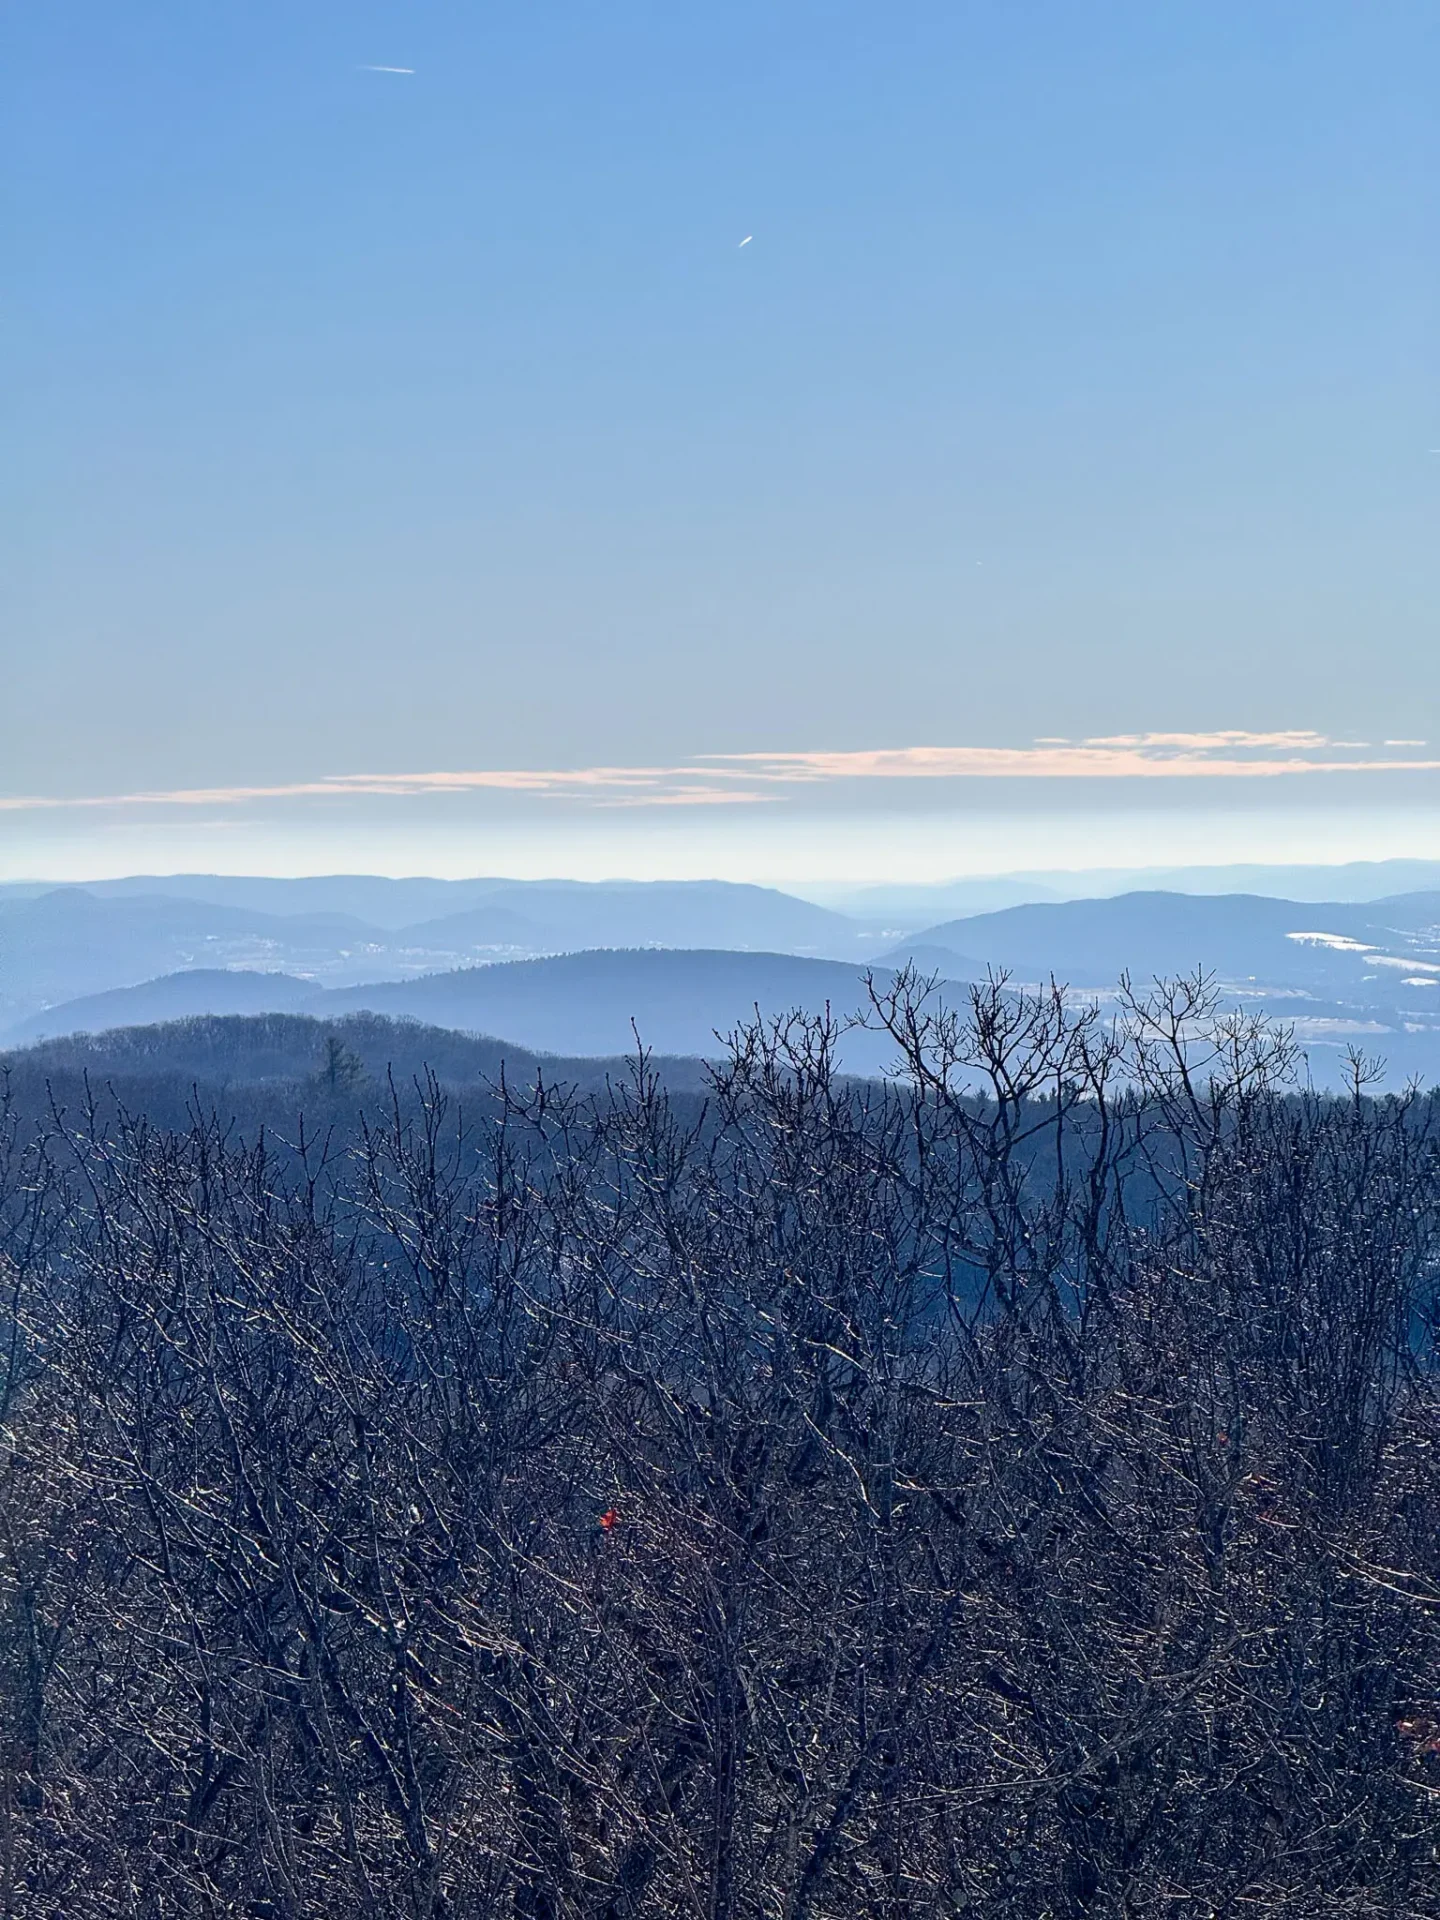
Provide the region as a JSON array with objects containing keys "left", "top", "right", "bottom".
[{"left": 1, "top": 977, "right": 1438, "bottom": 1916}]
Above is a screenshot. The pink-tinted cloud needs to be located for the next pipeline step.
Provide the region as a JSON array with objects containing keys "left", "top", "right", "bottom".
[
  {"left": 705, "top": 732, "right": 1439, "bottom": 782},
  {"left": 0, "top": 730, "right": 1434, "bottom": 815}
]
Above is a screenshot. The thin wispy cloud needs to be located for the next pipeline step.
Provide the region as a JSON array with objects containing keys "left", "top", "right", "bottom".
[
  {"left": 2, "top": 732, "right": 1434, "bottom": 817},
  {"left": 357, "top": 64, "right": 414, "bottom": 74},
  {"left": 707, "top": 732, "right": 1439, "bottom": 784}
]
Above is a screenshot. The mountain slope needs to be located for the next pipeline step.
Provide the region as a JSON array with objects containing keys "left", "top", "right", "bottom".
[
  {"left": 879, "top": 889, "right": 1440, "bottom": 1083},
  {"left": 886, "top": 890, "right": 1440, "bottom": 1000},
  {"left": 7, "top": 969, "right": 321, "bottom": 1041},
  {"left": 319, "top": 949, "right": 903, "bottom": 1067},
  {"left": 5, "top": 950, "right": 914, "bottom": 1076},
  {"left": 400, "top": 881, "right": 861, "bottom": 955},
  {"left": 0, "top": 879, "right": 877, "bottom": 1025}
]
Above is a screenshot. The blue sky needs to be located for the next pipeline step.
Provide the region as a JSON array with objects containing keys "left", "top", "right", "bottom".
[{"left": 6, "top": 1, "right": 1437, "bottom": 879}]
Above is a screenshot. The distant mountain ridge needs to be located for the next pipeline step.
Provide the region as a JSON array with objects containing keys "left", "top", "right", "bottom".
[
  {"left": 0, "top": 878, "right": 880, "bottom": 1028},
  {"left": 0, "top": 874, "right": 867, "bottom": 939},
  {"left": 883, "top": 889, "right": 1440, "bottom": 997},
  {"left": 879, "top": 888, "right": 1440, "bottom": 1085},
  {"left": 5, "top": 879, "right": 1440, "bottom": 1091},
  {"left": 817, "top": 857, "right": 1440, "bottom": 920}
]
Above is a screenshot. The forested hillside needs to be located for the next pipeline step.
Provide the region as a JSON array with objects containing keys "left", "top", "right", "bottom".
[
  {"left": 0, "top": 1010, "right": 713, "bottom": 1138},
  {"left": 3, "top": 973, "right": 1439, "bottom": 1916}
]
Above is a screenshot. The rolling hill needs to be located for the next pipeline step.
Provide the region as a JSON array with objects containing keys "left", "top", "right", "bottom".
[{"left": 5, "top": 949, "right": 916, "bottom": 1076}]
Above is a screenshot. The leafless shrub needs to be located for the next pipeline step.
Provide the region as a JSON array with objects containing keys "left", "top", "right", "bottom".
[{"left": 2, "top": 977, "right": 1438, "bottom": 1916}]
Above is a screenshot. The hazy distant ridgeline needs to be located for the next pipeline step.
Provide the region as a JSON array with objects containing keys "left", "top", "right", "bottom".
[
  {"left": 886, "top": 888, "right": 1440, "bottom": 994},
  {"left": 829, "top": 856, "right": 1440, "bottom": 918},
  {"left": 0, "top": 872, "right": 880, "bottom": 937},
  {"left": 0, "top": 878, "right": 881, "bottom": 1029},
  {"left": 4, "top": 875, "right": 1440, "bottom": 1088},
  {"left": 890, "top": 890, "right": 1440, "bottom": 1079},
  {"left": 7, "top": 870, "right": 1437, "bottom": 1044},
  {"left": 8, "top": 856, "right": 1440, "bottom": 922}
]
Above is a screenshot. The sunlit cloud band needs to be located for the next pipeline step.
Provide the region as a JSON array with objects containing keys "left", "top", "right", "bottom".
[{"left": 2, "top": 731, "right": 1435, "bottom": 815}]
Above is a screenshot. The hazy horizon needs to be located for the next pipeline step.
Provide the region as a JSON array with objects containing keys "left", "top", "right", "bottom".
[{"left": 5, "top": 794, "right": 1440, "bottom": 890}]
